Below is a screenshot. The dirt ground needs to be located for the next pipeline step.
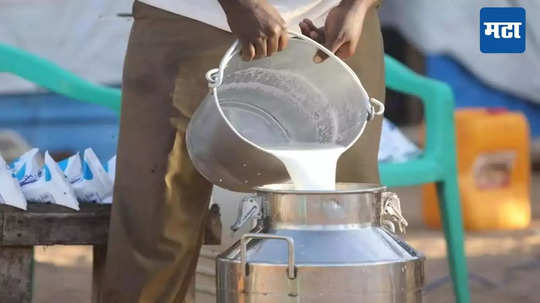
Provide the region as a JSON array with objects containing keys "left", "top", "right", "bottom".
[{"left": 32, "top": 175, "right": 540, "bottom": 303}]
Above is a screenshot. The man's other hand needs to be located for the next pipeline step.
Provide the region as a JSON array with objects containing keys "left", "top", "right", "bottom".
[{"left": 299, "top": 0, "right": 378, "bottom": 63}]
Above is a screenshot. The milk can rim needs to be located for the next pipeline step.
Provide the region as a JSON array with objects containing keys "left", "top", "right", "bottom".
[{"left": 254, "top": 182, "right": 387, "bottom": 195}]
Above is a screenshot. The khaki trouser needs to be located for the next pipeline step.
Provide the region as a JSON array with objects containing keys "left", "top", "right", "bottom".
[{"left": 103, "top": 2, "right": 385, "bottom": 302}]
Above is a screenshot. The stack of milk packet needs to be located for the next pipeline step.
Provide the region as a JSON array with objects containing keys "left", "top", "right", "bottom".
[{"left": 0, "top": 148, "right": 116, "bottom": 210}]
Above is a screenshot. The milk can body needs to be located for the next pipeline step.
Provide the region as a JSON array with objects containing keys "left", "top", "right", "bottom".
[{"left": 216, "top": 183, "right": 424, "bottom": 302}]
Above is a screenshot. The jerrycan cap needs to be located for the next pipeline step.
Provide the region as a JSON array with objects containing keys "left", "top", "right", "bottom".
[{"left": 486, "top": 107, "right": 508, "bottom": 115}]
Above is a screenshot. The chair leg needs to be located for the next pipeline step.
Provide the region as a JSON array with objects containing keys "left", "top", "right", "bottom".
[{"left": 436, "top": 177, "right": 470, "bottom": 303}]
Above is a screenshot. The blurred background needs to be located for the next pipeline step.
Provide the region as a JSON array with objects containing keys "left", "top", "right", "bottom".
[{"left": 1, "top": 0, "right": 539, "bottom": 302}]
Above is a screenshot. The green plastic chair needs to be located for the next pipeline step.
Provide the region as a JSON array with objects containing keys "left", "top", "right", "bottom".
[
  {"left": 0, "top": 43, "right": 469, "bottom": 303},
  {"left": 0, "top": 43, "right": 121, "bottom": 114},
  {"left": 381, "top": 56, "right": 469, "bottom": 303}
]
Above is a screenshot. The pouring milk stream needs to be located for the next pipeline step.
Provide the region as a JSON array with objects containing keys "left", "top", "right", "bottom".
[{"left": 263, "top": 144, "right": 346, "bottom": 190}]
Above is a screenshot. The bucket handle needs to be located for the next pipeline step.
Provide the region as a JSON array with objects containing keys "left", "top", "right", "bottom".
[
  {"left": 368, "top": 98, "right": 385, "bottom": 120},
  {"left": 206, "top": 31, "right": 386, "bottom": 119},
  {"left": 207, "top": 31, "right": 353, "bottom": 88},
  {"left": 240, "top": 233, "right": 296, "bottom": 280}
]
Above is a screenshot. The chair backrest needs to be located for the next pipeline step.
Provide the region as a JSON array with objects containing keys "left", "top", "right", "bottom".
[
  {"left": 0, "top": 43, "right": 121, "bottom": 114},
  {"left": 384, "top": 55, "right": 455, "bottom": 162}
]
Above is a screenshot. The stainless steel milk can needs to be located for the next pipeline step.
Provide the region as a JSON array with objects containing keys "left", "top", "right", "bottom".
[{"left": 216, "top": 183, "right": 424, "bottom": 302}]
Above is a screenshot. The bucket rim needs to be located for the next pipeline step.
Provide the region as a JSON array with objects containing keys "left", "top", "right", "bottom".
[{"left": 208, "top": 32, "right": 374, "bottom": 155}]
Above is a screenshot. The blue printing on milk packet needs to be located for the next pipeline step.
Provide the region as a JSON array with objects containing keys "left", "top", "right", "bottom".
[
  {"left": 0, "top": 153, "right": 27, "bottom": 210},
  {"left": 12, "top": 148, "right": 41, "bottom": 185},
  {"left": 58, "top": 152, "right": 83, "bottom": 184},
  {"left": 59, "top": 148, "right": 113, "bottom": 203},
  {"left": 11, "top": 149, "right": 79, "bottom": 210}
]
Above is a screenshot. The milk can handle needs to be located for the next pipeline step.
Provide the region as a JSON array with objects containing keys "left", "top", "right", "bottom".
[
  {"left": 207, "top": 31, "right": 350, "bottom": 88},
  {"left": 380, "top": 192, "right": 408, "bottom": 236},
  {"left": 240, "top": 233, "right": 296, "bottom": 280}
]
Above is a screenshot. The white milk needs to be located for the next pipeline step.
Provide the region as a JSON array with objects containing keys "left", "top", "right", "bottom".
[
  {"left": 263, "top": 144, "right": 346, "bottom": 190},
  {"left": 221, "top": 68, "right": 347, "bottom": 190}
]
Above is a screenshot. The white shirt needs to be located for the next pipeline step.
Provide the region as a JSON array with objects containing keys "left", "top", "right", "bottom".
[{"left": 138, "top": 0, "right": 340, "bottom": 32}]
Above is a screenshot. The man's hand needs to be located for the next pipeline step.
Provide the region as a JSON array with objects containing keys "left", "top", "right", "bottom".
[
  {"left": 299, "top": 0, "right": 378, "bottom": 63},
  {"left": 219, "top": 0, "right": 288, "bottom": 61}
]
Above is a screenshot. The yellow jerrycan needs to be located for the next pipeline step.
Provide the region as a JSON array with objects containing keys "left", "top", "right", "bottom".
[{"left": 423, "top": 108, "right": 531, "bottom": 230}]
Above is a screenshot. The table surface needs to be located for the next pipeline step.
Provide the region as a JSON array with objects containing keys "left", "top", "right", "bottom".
[{"left": 0, "top": 203, "right": 111, "bottom": 246}]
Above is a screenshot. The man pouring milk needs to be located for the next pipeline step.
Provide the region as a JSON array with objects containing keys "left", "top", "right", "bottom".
[{"left": 103, "top": 0, "right": 385, "bottom": 301}]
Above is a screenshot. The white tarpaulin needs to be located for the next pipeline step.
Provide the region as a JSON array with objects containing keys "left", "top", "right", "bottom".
[
  {"left": 0, "top": 0, "right": 133, "bottom": 94},
  {"left": 380, "top": 0, "right": 540, "bottom": 104}
]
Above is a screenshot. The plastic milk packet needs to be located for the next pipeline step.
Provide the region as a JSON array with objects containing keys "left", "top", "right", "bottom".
[
  {"left": 101, "top": 155, "right": 116, "bottom": 204},
  {"left": 106, "top": 155, "right": 116, "bottom": 183},
  {"left": 378, "top": 118, "right": 421, "bottom": 163},
  {"left": 59, "top": 148, "right": 113, "bottom": 203},
  {"left": 0, "top": 154, "right": 27, "bottom": 210},
  {"left": 11, "top": 149, "right": 79, "bottom": 210}
]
